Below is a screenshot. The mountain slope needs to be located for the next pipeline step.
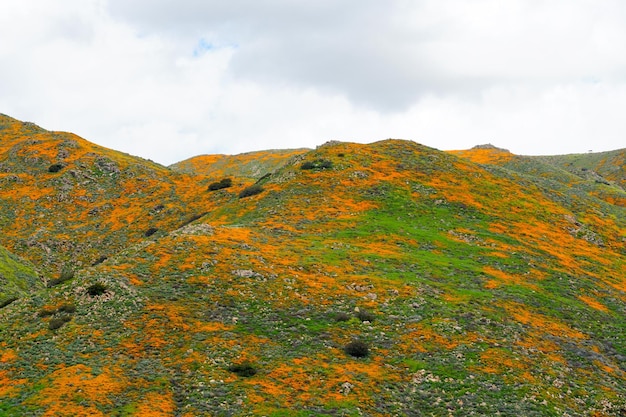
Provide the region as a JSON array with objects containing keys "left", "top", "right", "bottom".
[
  {"left": 0, "top": 114, "right": 241, "bottom": 277},
  {"left": 451, "top": 145, "right": 626, "bottom": 209},
  {"left": 170, "top": 148, "right": 309, "bottom": 179},
  {"left": 0, "top": 122, "right": 625, "bottom": 416},
  {"left": 532, "top": 148, "right": 626, "bottom": 190}
]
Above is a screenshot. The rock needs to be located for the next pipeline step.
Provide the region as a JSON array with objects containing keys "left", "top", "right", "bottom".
[
  {"left": 232, "top": 269, "right": 256, "bottom": 278},
  {"left": 340, "top": 382, "right": 354, "bottom": 395}
]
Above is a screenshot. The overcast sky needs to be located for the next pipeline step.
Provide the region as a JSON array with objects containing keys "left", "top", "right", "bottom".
[{"left": 1, "top": 0, "right": 625, "bottom": 165}]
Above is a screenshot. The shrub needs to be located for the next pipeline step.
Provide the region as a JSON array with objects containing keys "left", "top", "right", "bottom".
[
  {"left": 49, "top": 315, "right": 72, "bottom": 330},
  {"left": 344, "top": 340, "right": 369, "bottom": 358},
  {"left": 0, "top": 297, "right": 18, "bottom": 309},
  {"left": 47, "top": 266, "right": 75, "bottom": 288},
  {"left": 48, "top": 318, "right": 65, "bottom": 330},
  {"left": 48, "top": 163, "right": 64, "bottom": 173},
  {"left": 39, "top": 303, "right": 76, "bottom": 317},
  {"left": 144, "top": 227, "right": 158, "bottom": 237},
  {"left": 47, "top": 277, "right": 66, "bottom": 287},
  {"left": 319, "top": 159, "right": 333, "bottom": 169},
  {"left": 228, "top": 362, "right": 257, "bottom": 377},
  {"left": 38, "top": 307, "right": 56, "bottom": 317},
  {"left": 92, "top": 255, "right": 108, "bottom": 266},
  {"left": 301, "top": 159, "right": 333, "bottom": 170},
  {"left": 355, "top": 309, "right": 376, "bottom": 323},
  {"left": 180, "top": 212, "right": 207, "bottom": 227},
  {"left": 208, "top": 177, "right": 233, "bottom": 191},
  {"left": 58, "top": 303, "right": 76, "bottom": 314},
  {"left": 333, "top": 312, "right": 351, "bottom": 322},
  {"left": 239, "top": 184, "right": 264, "bottom": 198},
  {"left": 257, "top": 173, "right": 271, "bottom": 182},
  {"left": 60, "top": 266, "right": 75, "bottom": 282},
  {"left": 86, "top": 283, "right": 108, "bottom": 297}
]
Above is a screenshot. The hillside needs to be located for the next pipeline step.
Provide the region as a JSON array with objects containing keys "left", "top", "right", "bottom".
[
  {"left": 1, "top": 118, "right": 625, "bottom": 416},
  {"left": 170, "top": 148, "right": 309, "bottom": 179},
  {"left": 532, "top": 149, "right": 626, "bottom": 190},
  {"left": 0, "top": 114, "right": 247, "bottom": 277},
  {"left": 450, "top": 145, "right": 626, "bottom": 209}
]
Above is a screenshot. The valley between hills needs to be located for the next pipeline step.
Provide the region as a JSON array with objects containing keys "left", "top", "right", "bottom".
[{"left": 0, "top": 113, "right": 625, "bottom": 416}]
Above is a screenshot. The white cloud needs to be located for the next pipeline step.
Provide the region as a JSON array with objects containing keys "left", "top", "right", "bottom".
[{"left": 1, "top": 0, "right": 625, "bottom": 165}]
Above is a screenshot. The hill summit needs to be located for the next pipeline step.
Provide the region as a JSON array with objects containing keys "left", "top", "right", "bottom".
[{"left": 0, "top": 115, "right": 625, "bottom": 416}]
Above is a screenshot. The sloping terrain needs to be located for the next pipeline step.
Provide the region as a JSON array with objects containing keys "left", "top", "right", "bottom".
[
  {"left": 451, "top": 145, "right": 626, "bottom": 209},
  {"left": 0, "top": 114, "right": 239, "bottom": 278},
  {"left": 170, "top": 148, "right": 309, "bottom": 179},
  {"left": 532, "top": 148, "right": 626, "bottom": 190},
  {"left": 0, "top": 119, "right": 625, "bottom": 416}
]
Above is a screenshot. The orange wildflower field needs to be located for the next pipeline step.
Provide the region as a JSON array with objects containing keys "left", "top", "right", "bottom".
[{"left": 0, "top": 114, "right": 624, "bottom": 416}]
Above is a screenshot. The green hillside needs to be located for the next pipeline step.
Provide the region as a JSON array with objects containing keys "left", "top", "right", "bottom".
[
  {"left": 531, "top": 149, "right": 626, "bottom": 190},
  {"left": 0, "top": 118, "right": 624, "bottom": 416}
]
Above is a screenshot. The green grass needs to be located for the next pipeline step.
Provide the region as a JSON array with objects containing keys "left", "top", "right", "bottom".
[{"left": 0, "top": 245, "right": 40, "bottom": 301}]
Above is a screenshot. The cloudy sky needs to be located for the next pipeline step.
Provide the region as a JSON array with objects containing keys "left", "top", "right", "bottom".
[{"left": 1, "top": 0, "right": 625, "bottom": 165}]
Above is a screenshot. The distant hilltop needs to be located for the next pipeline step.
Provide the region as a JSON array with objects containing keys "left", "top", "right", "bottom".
[{"left": 471, "top": 143, "right": 510, "bottom": 152}]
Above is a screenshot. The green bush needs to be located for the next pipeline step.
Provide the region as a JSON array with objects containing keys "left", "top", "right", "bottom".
[
  {"left": 49, "top": 315, "right": 72, "bottom": 330},
  {"left": 239, "top": 184, "right": 264, "bottom": 198},
  {"left": 301, "top": 159, "right": 333, "bottom": 170},
  {"left": 92, "top": 255, "right": 108, "bottom": 266},
  {"left": 333, "top": 312, "right": 351, "bottom": 322},
  {"left": 355, "top": 309, "right": 376, "bottom": 322},
  {"left": 320, "top": 160, "right": 333, "bottom": 169},
  {"left": 208, "top": 178, "right": 233, "bottom": 191},
  {"left": 48, "top": 163, "right": 64, "bottom": 173},
  {"left": 39, "top": 303, "right": 76, "bottom": 317},
  {"left": 344, "top": 340, "right": 369, "bottom": 358},
  {"left": 37, "top": 307, "right": 56, "bottom": 317},
  {"left": 47, "top": 266, "right": 75, "bottom": 288},
  {"left": 228, "top": 362, "right": 257, "bottom": 377},
  {"left": 180, "top": 212, "right": 207, "bottom": 227},
  {"left": 86, "top": 283, "right": 108, "bottom": 297},
  {"left": 144, "top": 227, "right": 158, "bottom": 237},
  {"left": 0, "top": 297, "right": 18, "bottom": 309},
  {"left": 58, "top": 303, "right": 76, "bottom": 314},
  {"left": 48, "top": 318, "right": 65, "bottom": 330}
]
